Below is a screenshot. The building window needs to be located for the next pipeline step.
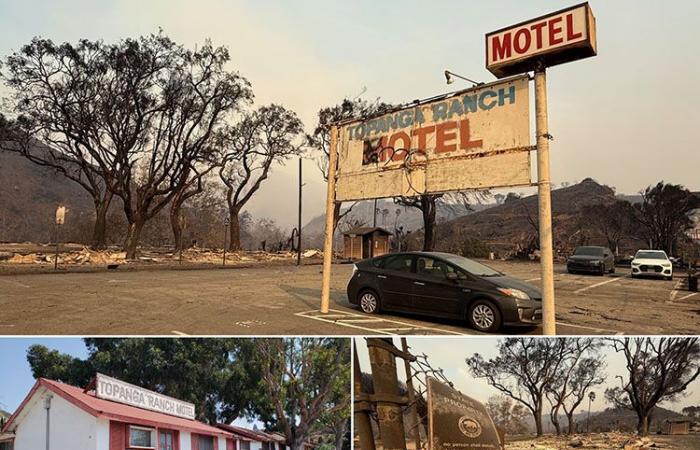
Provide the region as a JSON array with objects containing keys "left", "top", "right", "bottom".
[
  {"left": 240, "top": 440, "right": 251, "bottom": 450},
  {"left": 129, "top": 426, "right": 156, "bottom": 449},
  {"left": 262, "top": 442, "right": 270, "bottom": 450},
  {"left": 198, "top": 435, "right": 215, "bottom": 450},
  {"left": 160, "top": 431, "right": 175, "bottom": 450},
  {"left": 0, "top": 441, "right": 13, "bottom": 450}
]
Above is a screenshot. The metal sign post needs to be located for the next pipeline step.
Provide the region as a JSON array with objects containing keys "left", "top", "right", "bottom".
[
  {"left": 535, "top": 67, "right": 556, "bottom": 335},
  {"left": 223, "top": 217, "right": 230, "bottom": 267},
  {"left": 320, "top": 126, "right": 338, "bottom": 313},
  {"left": 54, "top": 205, "right": 66, "bottom": 270},
  {"left": 297, "top": 156, "right": 303, "bottom": 266}
]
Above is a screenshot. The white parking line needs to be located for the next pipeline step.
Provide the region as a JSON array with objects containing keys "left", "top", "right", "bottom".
[
  {"left": 556, "top": 321, "right": 624, "bottom": 335},
  {"left": 0, "top": 278, "right": 30, "bottom": 288},
  {"left": 678, "top": 292, "right": 698, "bottom": 301},
  {"left": 295, "top": 309, "right": 467, "bottom": 335},
  {"left": 573, "top": 277, "right": 621, "bottom": 294},
  {"left": 525, "top": 277, "right": 541, "bottom": 282},
  {"left": 669, "top": 280, "right": 684, "bottom": 301},
  {"left": 171, "top": 330, "right": 188, "bottom": 336}
]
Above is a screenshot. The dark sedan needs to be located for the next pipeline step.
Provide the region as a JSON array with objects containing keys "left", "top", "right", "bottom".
[
  {"left": 346, "top": 251, "right": 542, "bottom": 333},
  {"left": 566, "top": 246, "right": 615, "bottom": 275}
]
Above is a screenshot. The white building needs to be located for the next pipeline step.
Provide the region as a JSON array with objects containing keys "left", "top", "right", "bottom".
[{"left": 1, "top": 376, "right": 237, "bottom": 450}]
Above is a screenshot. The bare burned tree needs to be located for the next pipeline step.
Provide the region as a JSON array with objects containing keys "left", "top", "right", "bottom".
[
  {"left": 309, "top": 97, "right": 392, "bottom": 233},
  {"left": 632, "top": 182, "right": 700, "bottom": 255},
  {"left": 606, "top": 337, "right": 700, "bottom": 436},
  {"left": 110, "top": 36, "right": 252, "bottom": 259},
  {"left": 581, "top": 200, "right": 635, "bottom": 255},
  {"left": 218, "top": 104, "right": 304, "bottom": 251},
  {"left": 395, "top": 191, "right": 487, "bottom": 251},
  {"left": 1, "top": 38, "right": 122, "bottom": 248},
  {"left": 466, "top": 338, "right": 571, "bottom": 436},
  {"left": 545, "top": 338, "right": 606, "bottom": 435}
]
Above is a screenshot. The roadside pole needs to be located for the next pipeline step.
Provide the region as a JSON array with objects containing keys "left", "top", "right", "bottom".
[
  {"left": 353, "top": 341, "right": 376, "bottom": 450},
  {"left": 223, "top": 218, "right": 229, "bottom": 266},
  {"left": 297, "top": 156, "right": 302, "bottom": 266},
  {"left": 535, "top": 66, "right": 556, "bottom": 335},
  {"left": 320, "top": 126, "right": 338, "bottom": 313},
  {"left": 54, "top": 222, "right": 59, "bottom": 270}
]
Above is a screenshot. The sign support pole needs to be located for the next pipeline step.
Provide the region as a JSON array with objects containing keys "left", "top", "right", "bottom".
[
  {"left": 320, "top": 125, "right": 338, "bottom": 313},
  {"left": 535, "top": 66, "right": 556, "bottom": 335}
]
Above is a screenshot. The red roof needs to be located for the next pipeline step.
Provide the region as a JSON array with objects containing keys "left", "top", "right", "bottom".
[
  {"left": 216, "top": 423, "right": 284, "bottom": 443},
  {"left": 3, "top": 378, "right": 232, "bottom": 438}
]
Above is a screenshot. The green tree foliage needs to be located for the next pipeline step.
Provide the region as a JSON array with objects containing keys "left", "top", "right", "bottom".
[{"left": 254, "top": 338, "right": 351, "bottom": 450}]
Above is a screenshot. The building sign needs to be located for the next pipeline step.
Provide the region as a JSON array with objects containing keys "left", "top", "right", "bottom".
[
  {"left": 95, "top": 373, "right": 196, "bottom": 420},
  {"left": 486, "top": 2, "right": 597, "bottom": 78},
  {"left": 335, "top": 75, "right": 531, "bottom": 202},
  {"left": 427, "top": 378, "right": 501, "bottom": 450},
  {"left": 55, "top": 205, "right": 66, "bottom": 225}
]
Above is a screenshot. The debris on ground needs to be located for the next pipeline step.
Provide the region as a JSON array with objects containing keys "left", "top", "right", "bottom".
[
  {"left": 504, "top": 433, "right": 681, "bottom": 450},
  {"left": 303, "top": 249, "right": 323, "bottom": 258},
  {"left": 0, "top": 245, "right": 314, "bottom": 267}
]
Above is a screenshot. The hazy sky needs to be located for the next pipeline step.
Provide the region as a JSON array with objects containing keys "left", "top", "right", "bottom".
[
  {"left": 1, "top": 1, "right": 698, "bottom": 228},
  {"left": 355, "top": 337, "right": 700, "bottom": 414}
]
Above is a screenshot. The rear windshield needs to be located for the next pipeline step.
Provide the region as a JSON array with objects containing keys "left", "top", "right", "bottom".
[
  {"left": 635, "top": 251, "right": 667, "bottom": 260},
  {"left": 441, "top": 254, "right": 501, "bottom": 277},
  {"left": 574, "top": 247, "right": 604, "bottom": 256}
]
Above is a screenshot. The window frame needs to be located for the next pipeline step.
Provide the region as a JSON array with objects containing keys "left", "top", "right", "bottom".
[{"left": 128, "top": 425, "right": 156, "bottom": 450}]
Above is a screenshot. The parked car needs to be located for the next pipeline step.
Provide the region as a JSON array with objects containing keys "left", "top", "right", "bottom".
[
  {"left": 631, "top": 250, "right": 673, "bottom": 280},
  {"left": 346, "top": 251, "right": 542, "bottom": 333},
  {"left": 566, "top": 246, "right": 615, "bottom": 275}
]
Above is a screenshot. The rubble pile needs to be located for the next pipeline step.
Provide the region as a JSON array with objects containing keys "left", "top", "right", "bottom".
[
  {"left": 505, "top": 433, "right": 667, "bottom": 450},
  {"left": 0, "top": 246, "right": 324, "bottom": 266}
]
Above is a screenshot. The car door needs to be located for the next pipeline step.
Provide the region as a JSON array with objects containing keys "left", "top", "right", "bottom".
[
  {"left": 410, "top": 256, "right": 467, "bottom": 318},
  {"left": 377, "top": 254, "right": 416, "bottom": 312}
]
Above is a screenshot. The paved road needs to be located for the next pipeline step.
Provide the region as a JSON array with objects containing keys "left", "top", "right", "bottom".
[{"left": 0, "top": 261, "right": 697, "bottom": 335}]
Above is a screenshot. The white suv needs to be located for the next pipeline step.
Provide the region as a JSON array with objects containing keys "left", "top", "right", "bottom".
[{"left": 631, "top": 250, "right": 673, "bottom": 280}]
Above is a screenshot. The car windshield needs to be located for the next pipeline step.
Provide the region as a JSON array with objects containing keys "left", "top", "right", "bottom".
[
  {"left": 441, "top": 254, "right": 502, "bottom": 277},
  {"left": 574, "top": 247, "right": 604, "bottom": 256},
  {"left": 635, "top": 251, "right": 667, "bottom": 260}
]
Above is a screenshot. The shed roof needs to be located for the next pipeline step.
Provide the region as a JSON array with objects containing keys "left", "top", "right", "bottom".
[
  {"left": 342, "top": 227, "right": 391, "bottom": 236},
  {"left": 2, "top": 378, "right": 232, "bottom": 438}
]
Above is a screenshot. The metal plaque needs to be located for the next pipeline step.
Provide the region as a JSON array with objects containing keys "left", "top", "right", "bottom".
[{"left": 427, "top": 377, "right": 502, "bottom": 450}]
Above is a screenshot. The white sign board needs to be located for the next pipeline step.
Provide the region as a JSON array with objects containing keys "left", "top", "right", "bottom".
[
  {"left": 55, "top": 206, "right": 66, "bottom": 225},
  {"left": 335, "top": 75, "right": 531, "bottom": 202},
  {"left": 95, "top": 373, "right": 196, "bottom": 420},
  {"left": 486, "top": 2, "right": 596, "bottom": 78}
]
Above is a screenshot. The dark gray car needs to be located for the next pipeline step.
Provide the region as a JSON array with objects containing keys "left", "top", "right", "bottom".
[{"left": 567, "top": 246, "right": 615, "bottom": 275}]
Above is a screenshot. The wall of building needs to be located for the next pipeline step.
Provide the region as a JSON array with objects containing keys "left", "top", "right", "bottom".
[
  {"left": 14, "top": 390, "right": 99, "bottom": 450},
  {"left": 95, "top": 418, "right": 110, "bottom": 450},
  {"left": 181, "top": 431, "right": 192, "bottom": 450}
]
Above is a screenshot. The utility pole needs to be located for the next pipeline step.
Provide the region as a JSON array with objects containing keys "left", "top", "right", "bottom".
[
  {"left": 401, "top": 338, "right": 421, "bottom": 450},
  {"left": 353, "top": 341, "right": 376, "bottom": 450},
  {"left": 535, "top": 65, "right": 556, "bottom": 335},
  {"left": 367, "top": 338, "right": 408, "bottom": 450},
  {"left": 297, "top": 156, "right": 302, "bottom": 266},
  {"left": 586, "top": 391, "right": 596, "bottom": 434},
  {"left": 320, "top": 126, "right": 338, "bottom": 313}
]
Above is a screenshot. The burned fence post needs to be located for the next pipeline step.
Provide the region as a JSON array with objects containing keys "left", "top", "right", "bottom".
[{"left": 367, "top": 338, "right": 411, "bottom": 450}]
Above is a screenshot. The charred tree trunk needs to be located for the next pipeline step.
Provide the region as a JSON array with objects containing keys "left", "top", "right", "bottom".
[
  {"left": 124, "top": 219, "right": 146, "bottom": 260},
  {"left": 91, "top": 191, "right": 113, "bottom": 250},
  {"left": 566, "top": 412, "right": 575, "bottom": 435},
  {"left": 637, "top": 414, "right": 650, "bottom": 436},
  {"left": 228, "top": 208, "right": 242, "bottom": 251},
  {"left": 170, "top": 195, "right": 186, "bottom": 252},
  {"left": 551, "top": 407, "right": 562, "bottom": 435},
  {"left": 534, "top": 403, "right": 544, "bottom": 437}
]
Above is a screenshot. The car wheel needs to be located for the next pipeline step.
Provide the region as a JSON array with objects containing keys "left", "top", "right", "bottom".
[
  {"left": 665, "top": 276, "right": 672, "bottom": 281},
  {"left": 358, "top": 290, "right": 380, "bottom": 314},
  {"left": 609, "top": 266, "right": 615, "bottom": 274},
  {"left": 468, "top": 300, "right": 502, "bottom": 333}
]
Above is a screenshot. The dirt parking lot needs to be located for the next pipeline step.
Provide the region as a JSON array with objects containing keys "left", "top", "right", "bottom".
[{"left": 0, "top": 259, "right": 697, "bottom": 335}]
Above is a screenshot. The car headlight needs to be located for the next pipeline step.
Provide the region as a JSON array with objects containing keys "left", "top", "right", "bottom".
[
  {"left": 662, "top": 263, "right": 671, "bottom": 267},
  {"left": 497, "top": 287, "right": 531, "bottom": 301},
  {"left": 631, "top": 262, "right": 640, "bottom": 266}
]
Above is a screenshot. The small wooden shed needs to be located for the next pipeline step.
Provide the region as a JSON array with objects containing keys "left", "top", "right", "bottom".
[
  {"left": 342, "top": 227, "right": 391, "bottom": 260},
  {"left": 665, "top": 419, "right": 691, "bottom": 435}
]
